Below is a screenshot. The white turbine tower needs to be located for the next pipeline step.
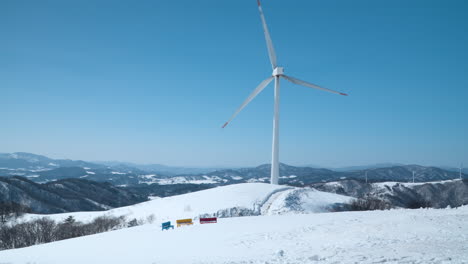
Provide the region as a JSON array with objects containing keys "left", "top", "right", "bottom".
[
  {"left": 460, "top": 163, "right": 463, "bottom": 180},
  {"left": 222, "top": 0, "right": 348, "bottom": 185}
]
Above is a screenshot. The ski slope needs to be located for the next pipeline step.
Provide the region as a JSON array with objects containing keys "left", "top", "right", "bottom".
[{"left": 2, "top": 206, "right": 467, "bottom": 264}]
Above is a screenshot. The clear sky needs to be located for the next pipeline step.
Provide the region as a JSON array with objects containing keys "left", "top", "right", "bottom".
[{"left": 1, "top": 0, "right": 467, "bottom": 168}]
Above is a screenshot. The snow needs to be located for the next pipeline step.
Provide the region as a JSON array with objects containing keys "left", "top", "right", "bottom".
[
  {"left": 133, "top": 174, "right": 228, "bottom": 185},
  {"left": 247, "top": 177, "right": 269, "bottom": 183},
  {"left": 29, "top": 168, "right": 50, "bottom": 172},
  {"left": 21, "top": 183, "right": 284, "bottom": 222},
  {"left": 373, "top": 179, "right": 462, "bottom": 188},
  {"left": 137, "top": 174, "right": 158, "bottom": 184},
  {"left": 2, "top": 206, "right": 467, "bottom": 263},
  {"left": 140, "top": 174, "right": 156, "bottom": 179},
  {"left": 22, "top": 183, "right": 349, "bottom": 224},
  {"left": 280, "top": 175, "right": 297, "bottom": 179},
  {"left": 5, "top": 183, "right": 467, "bottom": 263},
  {"left": 155, "top": 176, "right": 219, "bottom": 185},
  {"left": 263, "top": 188, "right": 352, "bottom": 215},
  {"left": 84, "top": 198, "right": 113, "bottom": 210}
]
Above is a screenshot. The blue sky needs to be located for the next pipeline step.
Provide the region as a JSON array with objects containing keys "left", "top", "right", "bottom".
[{"left": 1, "top": 0, "right": 467, "bottom": 167}]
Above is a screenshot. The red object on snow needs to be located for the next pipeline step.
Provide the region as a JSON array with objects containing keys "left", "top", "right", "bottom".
[{"left": 200, "top": 217, "right": 217, "bottom": 224}]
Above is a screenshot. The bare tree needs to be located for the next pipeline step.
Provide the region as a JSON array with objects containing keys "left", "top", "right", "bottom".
[
  {"left": 0, "top": 215, "right": 127, "bottom": 250},
  {"left": 0, "top": 202, "right": 31, "bottom": 224}
]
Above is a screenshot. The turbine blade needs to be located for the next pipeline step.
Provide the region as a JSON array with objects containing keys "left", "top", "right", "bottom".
[
  {"left": 282, "top": 75, "right": 348, "bottom": 96},
  {"left": 222, "top": 76, "right": 274, "bottom": 128},
  {"left": 257, "top": 0, "right": 277, "bottom": 69}
]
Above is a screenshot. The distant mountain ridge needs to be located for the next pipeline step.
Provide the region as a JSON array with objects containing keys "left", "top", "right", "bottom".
[
  {"left": 0, "top": 151, "right": 466, "bottom": 215},
  {"left": 0, "top": 152, "right": 104, "bottom": 170},
  {"left": 96, "top": 161, "right": 224, "bottom": 176},
  {"left": 200, "top": 163, "right": 463, "bottom": 186},
  {"left": 0, "top": 152, "right": 465, "bottom": 186},
  {"left": 330, "top": 163, "right": 405, "bottom": 172},
  {"left": 312, "top": 179, "right": 468, "bottom": 209},
  {"left": 0, "top": 176, "right": 147, "bottom": 214}
]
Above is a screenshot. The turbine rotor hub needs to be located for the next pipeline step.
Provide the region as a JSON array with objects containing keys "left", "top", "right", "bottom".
[{"left": 272, "top": 67, "right": 284, "bottom": 76}]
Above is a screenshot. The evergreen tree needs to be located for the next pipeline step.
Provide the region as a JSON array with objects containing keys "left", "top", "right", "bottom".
[{"left": 63, "top": 216, "right": 76, "bottom": 225}]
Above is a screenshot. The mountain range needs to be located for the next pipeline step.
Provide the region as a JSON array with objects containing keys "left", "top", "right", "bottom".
[
  {"left": 0, "top": 176, "right": 146, "bottom": 214},
  {"left": 0, "top": 152, "right": 466, "bottom": 215},
  {"left": 0, "top": 152, "right": 104, "bottom": 170},
  {"left": 0, "top": 152, "right": 465, "bottom": 187},
  {"left": 312, "top": 179, "right": 468, "bottom": 209}
]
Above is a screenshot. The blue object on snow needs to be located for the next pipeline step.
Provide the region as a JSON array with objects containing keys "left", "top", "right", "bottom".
[{"left": 162, "top": 221, "right": 174, "bottom": 231}]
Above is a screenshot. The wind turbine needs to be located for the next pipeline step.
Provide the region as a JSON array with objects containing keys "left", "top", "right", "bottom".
[
  {"left": 222, "top": 0, "right": 348, "bottom": 185},
  {"left": 460, "top": 163, "right": 463, "bottom": 180}
]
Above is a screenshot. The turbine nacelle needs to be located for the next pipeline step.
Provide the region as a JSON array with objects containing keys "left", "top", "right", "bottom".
[{"left": 272, "top": 67, "right": 284, "bottom": 77}]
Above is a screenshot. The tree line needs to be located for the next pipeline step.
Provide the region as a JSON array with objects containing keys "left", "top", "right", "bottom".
[
  {"left": 0, "top": 202, "right": 31, "bottom": 224},
  {"left": 0, "top": 214, "right": 154, "bottom": 250}
]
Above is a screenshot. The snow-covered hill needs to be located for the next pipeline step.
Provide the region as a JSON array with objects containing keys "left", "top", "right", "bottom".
[
  {"left": 314, "top": 179, "right": 468, "bottom": 208},
  {"left": 2, "top": 206, "right": 468, "bottom": 263},
  {"left": 24, "top": 183, "right": 352, "bottom": 223}
]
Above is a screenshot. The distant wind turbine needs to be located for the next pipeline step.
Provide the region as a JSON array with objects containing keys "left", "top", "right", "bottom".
[
  {"left": 222, "top": 0, "right": 348, "bottom": 185},
  {"left": 460, "top": 163, "right": 463, "bottom": 180}
]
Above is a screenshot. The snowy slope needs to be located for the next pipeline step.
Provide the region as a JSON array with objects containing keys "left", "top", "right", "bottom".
[
  {"left": 23, "top": 183, "right": 352, "bottom": 223},
  {"left": 2, "top": 207, "right": 468, "bottom": 264},
  {"left": 372, "top": 179, "right": 462, "bottom": 188},
  {"left": 261, "top": 188, "right": 351, "bottom": 215}
]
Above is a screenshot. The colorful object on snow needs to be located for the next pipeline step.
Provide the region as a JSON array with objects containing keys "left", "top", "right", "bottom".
[
  {"left": 161, "top": 221, "right": 174, "bottom": 230},
  {"left": 200, "top": 217, "right": 217, "bottom": 224},
  {"left": 176, "top": 218, "right": 193, "bottom": 227}
]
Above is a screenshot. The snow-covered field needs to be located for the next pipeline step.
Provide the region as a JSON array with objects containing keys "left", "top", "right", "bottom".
[
  {"left": 2, "top": 183, "right": 467, "bottom": 264},
  {"left": 2, "top": 207, "right": 467, "bottom": 264}
]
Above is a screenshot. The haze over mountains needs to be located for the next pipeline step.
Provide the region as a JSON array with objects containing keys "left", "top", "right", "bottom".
[
  {"left": 0, "top": 152, "right": 465, "bottom": 186},
  {"left": 1, "top": 152, "right": 465, "bottom": 215}
]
